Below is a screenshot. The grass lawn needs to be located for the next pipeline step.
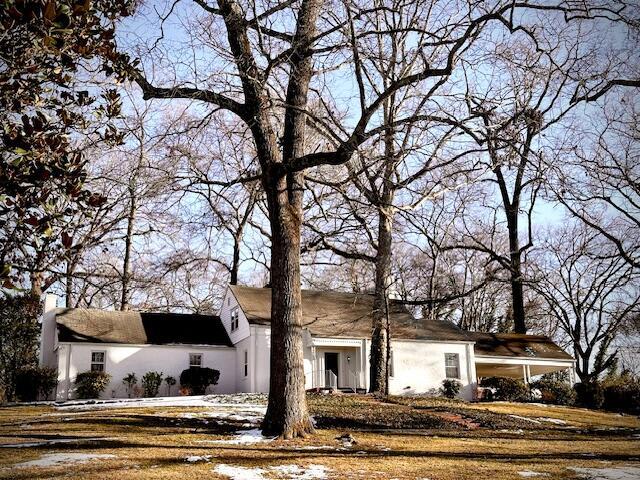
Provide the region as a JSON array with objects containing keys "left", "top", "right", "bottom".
[{"left": 0, "top": 394, "right": 638, "bottom": 479}]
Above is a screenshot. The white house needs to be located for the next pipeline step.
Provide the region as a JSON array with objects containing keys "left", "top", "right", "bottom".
[{"left": 40, "top": 285, "right": 576, "bottom": 401}]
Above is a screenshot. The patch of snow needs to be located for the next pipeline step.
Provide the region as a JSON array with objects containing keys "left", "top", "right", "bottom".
[
  {"left": 185, "top": 455, "right": 212, "bottom": 463},
  {"left": 518, "top": 471, "right": 549, "bottom": 477},
  {"left": 271, "top": 464, "right": 329, "bottom": 479},
  {"left": 214, "top": 464, "right": 266, "bottom": 480},
  {"left": 213, "top": 463, "right": 329, "bottom": 480},
  {"left": 14, "top": 452, "right": 116, "bottom": 468},
  {"left": 499, "top": 429, "right": 525, "bottom": 435},
  {"left": 509, "top": 415, "right": 542, "bottom": 424},
  {"left": 199, "top": 429, "right": 275, "bottom": 445},
  {"left": 569, "top": 466, "right": 640, "bottom": 480},
  {"left": 537, "top": 417, "right": 567, "bottom": 425},
  {"left": 53, "top": 394, "right": 267, "bottom": 411}
]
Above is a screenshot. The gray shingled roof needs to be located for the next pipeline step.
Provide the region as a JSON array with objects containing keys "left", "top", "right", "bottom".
[
  {"left": 56, "top": 308, "right": 233, "bottom": 346},
  {"left": 471, "top": 332, "right": 573, "bottom": 360},
  {"left": 229, "top": 285, "right": 473, "bottom": 342}
]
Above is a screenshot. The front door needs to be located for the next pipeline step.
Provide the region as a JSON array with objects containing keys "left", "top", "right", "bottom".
[{"left": 324, "top": 352, "right": 339, "bottom": 388}]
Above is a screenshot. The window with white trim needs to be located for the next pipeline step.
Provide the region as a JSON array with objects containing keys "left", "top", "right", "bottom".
[
  {"left": 230, "top": 308, "right": 239, "bottom": 332},
  {"left": 91, "top": 351, "right": 106, "bottom": 372},
  {"left": 243, "top": 350, "right": 248, "bottom": 377},
  {"left": 189, "top": 353, "right": 203, "bottom": 368},
  {"left": 444, "top": 353, "right": 460, "bottom": 379}
]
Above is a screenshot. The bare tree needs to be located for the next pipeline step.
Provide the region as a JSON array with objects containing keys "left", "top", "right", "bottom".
[
  {"left": 112, "top": 0, "right": 638, "bottom": 437},
  {"left": 554, "top": 100, "right": 640, "bottom": 269},
  {"left": 534, "top": 222, "right": 640, "bottom": 382}
]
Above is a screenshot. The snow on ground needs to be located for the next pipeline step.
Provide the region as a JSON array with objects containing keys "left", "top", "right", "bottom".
[
  {"left": 568, "top": 466, "right": 640, "bottom": 480},
  {"left": 0, "top": 437, "right": 107, "bottom": 448},
  {"left": 508, "top": 415, "right": 542, "bottom": 424},
  {"left": 178, "top": 405, "right": 265, "bottom": 425},
  {"left": 536, "top": 417, "right": 567, "bottom": 425},
  {"left": 185, "top": 455, "right": 212, "bottom": 463},
  {"left": 213, "top": 463, "right": 329, "bottom": 480},
  {"left": 518, "top": 471, "right": 549, "bottom": 477},
  {"left": 14, "top": 452, "right": 116, "bottom": 468},
  {"left": 198, "top": 428, "right": 275, "bottom": 445},
  {"left": 53, "top": 394, "right": 266, "bottom": 411}
]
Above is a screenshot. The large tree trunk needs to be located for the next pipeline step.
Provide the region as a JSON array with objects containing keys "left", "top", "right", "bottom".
[
  {"left": 506, "top": 208, "right": 526, "bottom": 333},
  {"left": 370, "top": 208, "right": 393, "bottom": 394},
  {"left": 261, "top": 173, "right": 314, "bottom": 438}
]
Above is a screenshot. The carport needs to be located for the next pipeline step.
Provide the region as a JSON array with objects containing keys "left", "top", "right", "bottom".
[{"left": 471, "top": 332, "right": 576, "bottom": 384}]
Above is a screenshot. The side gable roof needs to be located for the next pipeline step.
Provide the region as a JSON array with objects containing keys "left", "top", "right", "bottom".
[
  {"left": 471, "top": 332, "right": 573, "bottom": 360},
  {"left": 56, "top": 309, "right": 233, "bottom": 347},
  {"left": 229, "top": 285, "right": 472, "bottom": 342}
]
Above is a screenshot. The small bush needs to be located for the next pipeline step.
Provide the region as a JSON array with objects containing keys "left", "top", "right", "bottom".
[
  {"left": 602, "top": 372, "right": 640, "bottom": 414},
  {"left": 141, "top": 371, "right": 163, "bottom": 397},
  {"left": 122, "top": 372, "right": 137, "bottom": 398},
  {"left": 75, "top": 371, "right": 111, "bottom": 399},
  {"left": 574, "top": 381, "right": 604, "bottom": 409},
  {"left": 529, "top": 376, "right": 576, "bottom": 406},
  {"left": 480, "top": 376, "right": 529, "bottom": 402},
  {"left": 440, "top": 379, "right": 462, "bottom": 399},
  {"left": 165, "top": 376, "right": 176, "bottom": 396},
  {"left": 15, "top": 366, "right": 57, "bottom": 401},
  {"left": 179, "top": 367, "right": 220, "bottom": 395}
]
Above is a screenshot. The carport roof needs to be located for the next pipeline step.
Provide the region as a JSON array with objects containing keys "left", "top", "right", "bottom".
[{"left": 471, "top": 332, "right": 573, "bottom": 360}]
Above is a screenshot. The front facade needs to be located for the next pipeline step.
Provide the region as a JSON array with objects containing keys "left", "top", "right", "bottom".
[{"left": 41, "top": 285, "right": 575, "bottom": 401}]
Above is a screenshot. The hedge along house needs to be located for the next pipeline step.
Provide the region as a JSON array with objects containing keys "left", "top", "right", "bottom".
[{"left": 40, "top": 285, "right": 576, "bottom": 401}]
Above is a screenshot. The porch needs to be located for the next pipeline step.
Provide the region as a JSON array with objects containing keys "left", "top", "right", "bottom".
[{"left": 306, "top": 337, "right": 367, "bottom": 392}]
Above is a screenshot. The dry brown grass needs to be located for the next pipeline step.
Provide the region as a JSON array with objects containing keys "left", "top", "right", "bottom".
[{"left": 0, "top": 397, "right": 638, "bottom": 479}]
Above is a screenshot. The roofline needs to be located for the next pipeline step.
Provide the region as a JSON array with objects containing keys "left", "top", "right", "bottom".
[
  {"left": 474, "top": 354, "right": 575, "bottom": 363},
  {"left": 251, "top": 324, "right": 474, "bottom": 344},
  {"left": 57, "top": 341, "right": 235, "bottom": 349},
  {"left": 54, "top": 308, "right": 221, "bottom": 319}
]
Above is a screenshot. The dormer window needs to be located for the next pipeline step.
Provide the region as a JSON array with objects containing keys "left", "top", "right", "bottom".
[{"left": 230, "top": 308, "right": 239, "bottom": 332}]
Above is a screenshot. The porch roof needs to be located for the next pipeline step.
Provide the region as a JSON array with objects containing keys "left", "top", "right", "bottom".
[{"left": 230, "top": 285, "right": 472, "bottom": 342}]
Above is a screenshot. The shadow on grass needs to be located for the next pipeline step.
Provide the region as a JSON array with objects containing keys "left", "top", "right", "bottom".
[{"left": 5, "top": 441, "right": 640, "bottom": 480}]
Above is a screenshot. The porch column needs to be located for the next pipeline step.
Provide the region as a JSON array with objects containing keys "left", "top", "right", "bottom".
[
  {"left": 522, "top": 364, "right": 529, "bottom": 384},
  {"left": 311, "top": 346, "right": 317, "bottom": 388}
]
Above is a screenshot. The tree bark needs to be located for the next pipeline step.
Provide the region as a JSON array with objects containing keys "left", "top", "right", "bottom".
[
  {"left": 260, "top": 0, "right": 320, "bottom": 438},
  {"left": 120, "top": 185, "right": 136, "bottom": 311},
  {"left": 261, "top": 169, "right": 314, "bottom": 438},
  {"left": 506, "top": 208, "right": 526, "bottom": 333},
  {"left": 370, "top": 207, "right": 392, "bottom": 394},
  {"left": 65, "top": 259, "right": 76, "bottom": 308}
]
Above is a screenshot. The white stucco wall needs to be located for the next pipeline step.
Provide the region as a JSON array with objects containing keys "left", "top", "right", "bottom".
[
  {"left": 252, "top": 326, "right": 271, "bottom": 393},
  {"left": 388, "top": 340, "right": 477, "bottom": 400},
  {"left": 220, "top": 287, "right": 251, "bottom": 343},
  {"left": 56, "top": 343, "right": 236, "bottom": 400}
]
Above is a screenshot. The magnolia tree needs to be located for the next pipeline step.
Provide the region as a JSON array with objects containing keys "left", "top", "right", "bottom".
[{"left": 0, "top": 0, "right": 133, "bottom": 294}]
